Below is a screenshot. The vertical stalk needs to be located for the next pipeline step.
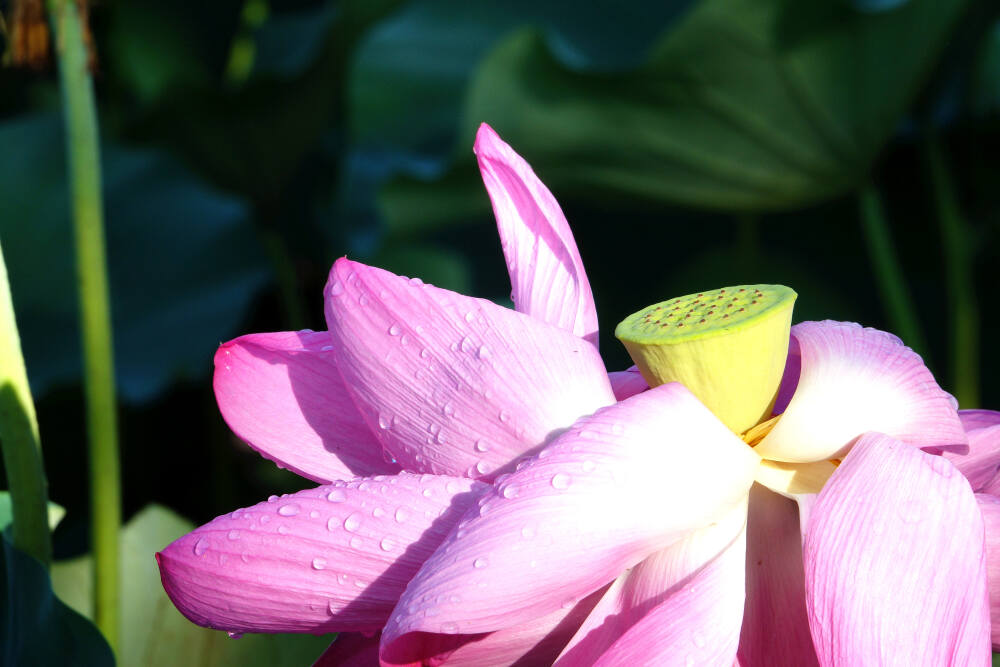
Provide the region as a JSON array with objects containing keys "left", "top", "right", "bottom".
[
  {"left": 858, "top": 184, "right": 929, "bottom": 357},
  {"left": 923, "top": 133, "right": 980, "bottom": 408},
  {"left": 0, "top": 242, "right": 51, "bottom": 567},
  {"left": 48, "top": 0, "right": 121, "bottom": 653}
]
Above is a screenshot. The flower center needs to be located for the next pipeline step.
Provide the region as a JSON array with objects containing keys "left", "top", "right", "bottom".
[{"left": 615, "top": 284, "right": 796, "bottom": 434}]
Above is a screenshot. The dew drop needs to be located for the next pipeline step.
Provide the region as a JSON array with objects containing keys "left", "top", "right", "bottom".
[
  {"left": 442, "top": 403, "right": 455, "bottom": 417},
  {"left": 499, "top": 409, "right": 511, "bottom": 423},
  {"left": 354, "top": 579, "right": 367, "bottom": 589},
  {"left": 277, "top": 525, "right": 289, "bottom": 535},
  {"left": 464, "top": 311, "right": 476, "bottom": 323},
  {"left": 321, "top": 345, "right": 334, "bottom": 352},
  {"left": 551, "top": 473, "right": 572, "bottom": 490},
  {"left": 227, "top": 529, "right": 240, "bottom": 541},
  {"left": 475, "top": 460, "right": 490, "bottom": 475},
  {"left": 267, "top": 495, "right": 279, "bottom": 503},
  {"left": 328, "top": 281, "right": 344, "bottom": 296},
  {"left": 409, "top": 277, "right": 424, "bottom": 286},
  {"left": 422, "top": 488, "right": 433, "bottom": 498},
  {"left": 312, "top": 557, "right": 327, "bottom": 570},
  {"left": 327, "top": 488, "right": 347, "bottom": 503},
  {"left": 309, "top": 510, "right": 320, "bottom": 519},
  {"left": 344, "top": 513, "right": 362, "bottom": 532},
  {"left": 372, "top": 507, "right": 386, "bottom": 519},
  {"left": 473, "top": 557, "right": 488, "bottom": 569},
  {"left": 394, "top": 507, "right": 410, "bottom": 523},
  {"left": 388, "top": 323, "right": 401, "bottom": 336},
  {"left": 474, "top": 439, "right": 489, "bottom": 453},
  {"left": 358, "top": 293, "right": 370, "bottom": 307},
  {"left": 259, "top": 514, "right": 271, "bottom": 524},
  {"left": 278, "top": 504, "right": 300, "bottom": 517},
  {"left": 227, "top": 631, "right": 244, "bottom": 640},
  {"left": 420, "top": 347, "right": 430, "bottom": 359},
  {"left": 477, "top": 345, "right": 491, "bottom": 360},
  {"left": 378, "top": 414, "right": 392, "bottom": 430},
  {"left": 502, "top": 485, "right": 519, "bottom": 499},
  {"left": 460, "top": 336, "right": 474, "bottom": 353},
  {"left": 380, "top": 537, "right": 395, "bottom": 552},
  {"left": 240, "top": 551, "right": 250, "bottom": 563},
  {"left": 193, "top": 538, "right": 208, "bottom": 556}
]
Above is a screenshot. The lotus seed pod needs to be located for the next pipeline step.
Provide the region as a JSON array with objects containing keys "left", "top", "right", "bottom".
[{"left": 615, "top": 285, "right": 796, "bottom": 434}]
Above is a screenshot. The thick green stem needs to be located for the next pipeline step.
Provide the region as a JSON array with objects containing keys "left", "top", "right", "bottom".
[
  {"left": 858, "top": 185, "right": 929, "bottom": 357},
  {"left": 923, "top": 133, "right": 980, "bottom": 408},
  {"left": 48, "top": 0, "right": 121, "bottom": 653},
  {"left": 0, "top": 242, "right": 52, "bottom": 567}
]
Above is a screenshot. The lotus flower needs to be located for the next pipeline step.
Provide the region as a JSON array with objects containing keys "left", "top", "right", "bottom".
[{"left": 157, "top": 124, "right": 1000, "bottom": 666}]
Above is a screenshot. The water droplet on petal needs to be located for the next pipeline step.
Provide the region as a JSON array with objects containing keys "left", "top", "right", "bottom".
[
  {"left": 312, "top": 557, "right": 327, "bottom": 570},
  {"left": 328, "top": 281, "right": 344, "bottom": 296},
  {"left": 267, "top": 495, "right": 279, "bottom": 503},
  {"left": 277, "top": 525, "right": 289, "bottom": 535},
  {"left": 227, "top": 631, "right": 244, "bottom": 640},
  {"left": 193, "top": 538, "right": 208, "bottom": 556},
  {"left": 240, "top": 551, "right": 250, "bottom": 563},
  {"left": 372, "top": 507, "right": 386, "bottom": 518},
  {"left": 473, "top": 557, "right": 488, "bottom": 569},
  {"left": 409, "top": 277, "right": 424, "bottom": 286},
  {"left": 380, "top": 537, "right": 395, "bottom": 551},
  {"left": 477, "top": 345, "right": 491, "bottom": 360},
  {"left": 227, "top": 530, "right": 240, "bottom": 541},
  {"left": 464, "top": 311, "right": 475, "bottom": 323},
  {"left": 442, "top": 403, "right": 455, "bottom": 417},
  {"left": 498, "top": 409, "right": 511, "bottom": 423},
  {"left": 354, "top": 579, "right": 367, "bottom": 589},
  {"left": 460, "top": 336, "right": 474, "bottom": 353},
  {"left": 475, "top": 460, "right": 490, "bottom": 475},
  {"left": 422, "top": 488, "right": 433, "bottom": 498},
  {"left": 474, "top": 439, "right": 489, "bottom": 453},
  {"left": 344, "top": 513, "right": 362, "bottom": 532},
  {"left": 502, "top": 485, "right": 519, "bottom": 499},
  {"left": 378, "top": 414, "right": 392, "bottom": 430},
  {"left": 259, "top": 514, "right": 271, "bottom": 524},
  {"left": 310, "top": 510, "right": 320, "bottom": 519},
  {"left": 394, "top": 507, "right": 410, "bottom": 523},
  {"left": 551, "top": 473, "right": 572, "bottom": 489},
  {"left": 278, "top": 504, "right": 300, "bottom": 517},
  {"left": 388, "top": 323, "right": 401, "bottom": 336},
  {"left": 327, "top": 488, "right": 347, "bottom": 503}
]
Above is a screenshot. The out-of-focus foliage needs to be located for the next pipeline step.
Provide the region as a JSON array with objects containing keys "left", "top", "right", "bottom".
[{"left": 51, "top": 505, "right": 331, "bottom": 666}]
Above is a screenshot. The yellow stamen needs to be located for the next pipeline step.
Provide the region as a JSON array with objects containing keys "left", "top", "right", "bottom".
[{"left": 741, "top": 414, "right": 781, "bottom": 447}]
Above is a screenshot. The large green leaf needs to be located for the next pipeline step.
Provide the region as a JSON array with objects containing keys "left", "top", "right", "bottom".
[
  {"left": 0, "top": 535, "right": 114, "bottom": 667},
  {"left": 0, "top": 113, "right": 270, "bottom": 401},
  {"left": 51, "top": 505, "right": 331, "bottom": 667},
  {"left": 382, "top": 0, "right": 970, "bottom": 229},
  {"left": 0, "top": 492, "right": 66, "bottom": 533}
]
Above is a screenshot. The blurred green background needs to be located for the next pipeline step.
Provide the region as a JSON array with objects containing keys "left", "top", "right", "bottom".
[{"left": 1, "top": 0, "right": 999, "bottom": 660}]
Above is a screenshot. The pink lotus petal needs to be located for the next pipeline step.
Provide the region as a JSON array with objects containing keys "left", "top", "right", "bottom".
[
  {"left": 590, "top": 519, "right": 747, "bottom": 667},
  {"left": 738, "top": 485, "right": 818, "bottom": 667},
  {"left": 312, "top": 633, "right": 379, "bottom": 666},
  {"left": 557, "top": 499, "right": 747, "bottom": 664},
  {"left": 772, "top": 334, "right": 801, "bottom": 416},
  {"left": 156, "top": 473, "right": 485, "bottom": 635},
  {"left": 960, "top": 409, "right": 1000, "bottom": 431},
  {"left": 380, "top": 383, "right": 759, "bottom": 664},
  {"left": 977, "top": 494, "right": 1000, "bottom": 649},
  {"left": 324, "top": 258, "right": 615, "bottom": 479},
  {"left": 804, "top": 433, "right": 990, "bottom": 665},
  {"left": 474, "top": 123, "right": 598, "bottom": 347},
  {"left": 944, "top": 421, "right": 1000, "bottom": 491},
  {"left": 607, "top": 365, "right": 648, "bottom": 401},
  {"left": 378, "top": 587, "right": 606, "bottom": 667},
  {"left": 214, "top": 331, "right": 398, "bottom": 483},
  {"left": 756, "top": 321, "right": 967, "bottom": 463}
]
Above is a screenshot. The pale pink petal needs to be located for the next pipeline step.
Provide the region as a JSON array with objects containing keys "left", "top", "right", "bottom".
[
  {"left": 756, "top": 321, "right": 967, "bottom": 463},
  {"left": 590, "top": 521, "right": 747, "bottom": 667},
  {"left": 977, "top": 494, "right": 1000, "bottom": 649},
  {"left": 312, "top": 633, "right": 379, "bottom": 666},
  {"left": 156, "top": 473, "right": 485, "bottom": 635},
  {"left": 557, "top": 499, "right": 747, "bottom": 664},
  {"left": 474, "top": 123, "right": 598, "bottom": 346},
  {"left": 607, "top": 365, "right": 648, "bottom": 401},
  {"left": 324, "top": 258, "right": 615, "bottom": 479},
  {"left": 944, "top": 421, "right": 1000, "bottom": 491},
  {"left": 960, "top": 409, "right": 1000, "bottom": 431},
  {"left": 214, "top": 331, "right": 398, "bottom": 483},
  {"left": 380, "top": 384, "right": 760, "bottom": 665},
  {"left": 804, "top": 433, "right": 990, "bottom": 665},
  {"left": 738, "top": 484, "right": 818, "bottom": 667}
]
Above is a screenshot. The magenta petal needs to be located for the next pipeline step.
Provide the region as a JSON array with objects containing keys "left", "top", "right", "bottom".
[
  {"left": 944, "top": 420, "right": 1000, "bottom": 491},
  {"left": 977, "top": 494, "right": 1000, "bottom": 649},
  {"left": 607, "top": 365, "right": 648, "bottom": 401},
  {"left": 380, "top": 383, "right": 759, "bottom": 664},
  {"left": 214, "top": 331, "right": 398, "bottom": 483},
  {"left": 757, "top": 321, "right": 967, "bottom": 463},
  {"left": 312, "top": 633, "right": 379, "bottom": 667},
  {"left": 324, "top": 258, "right": 615, "bottom": 478},
  {"left": 804, "top": 433, "right": 990, "bottom": 665},
  {"left": 157, "top": 473, "right": 485, "bottom": 635},
  {"left": 738, "top": 485, "right": 818, "bottom": 667},
  {"left": 474, "top": 123, "right": 599, "bottom": 347},
  {"left": 590, "top": 521, "right": 747, "bottom": 667},
  {"left": 557, "top": 500, "right": 747, "bottom": 664}
]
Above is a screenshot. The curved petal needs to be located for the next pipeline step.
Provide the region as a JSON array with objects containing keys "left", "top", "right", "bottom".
[
  {"left": 556, "top": 499, "right": 747, "bottom": 664},
  {"left": 156, "top": 473, "right": 486, "bottom": 635},
  {"left": 380, "top": 383, "right": 760, "bottom": 665},
  {"left": 804, "top": 433, "right": 990, "bottom": 666},
  {"left": 944, "top": 423, "right": 1000, "bottom": 491},
  {"left": 960, "top": 409, "right": 1000, "bottom": 431},
  {"left": 756, "top": 321, "right": 966, "bottom": 463},
  {"left": 977, "top": 494, "right": 1000, "bottom": 649},
  {"left": 313, "top": 633, "right": 379, "bottom": 666},
  {"left": 214, "top": 331, "right": 398, "bottom": 483},
  {"left": 474, "top": 123, "right": 598, "bottom": 347},
  {"left": 607, "top": 365, "right": 648, "bottom": 401},
  {"left": 591, "top": 521, "right": 747, "bottom": 667},
  {"left": 323, "top": 258, "right": 615, "bottom": 479},
  {"left": 738, "top": 485, "right": 818, "bottom": 667}
]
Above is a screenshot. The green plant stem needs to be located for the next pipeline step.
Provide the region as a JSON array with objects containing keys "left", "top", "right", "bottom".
[
  {"left": 858, "top": 184, "right": 929, "bottom": 357},
  {"left": 48, "top": 0, "right": 121, "bottom": 653},
  {"left": 923, "top": 133, "right": 980, "bottom": 408},
  {"left": 0, "top": 242, "right": 51, "bottom": 567}
]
